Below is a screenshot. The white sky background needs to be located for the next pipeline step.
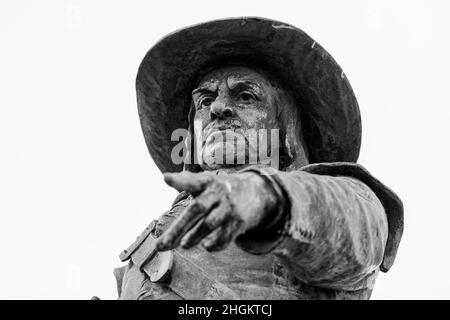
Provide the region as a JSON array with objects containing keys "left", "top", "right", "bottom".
[{"left": 0, "top": 0, "right": 449, "bottom": 299}]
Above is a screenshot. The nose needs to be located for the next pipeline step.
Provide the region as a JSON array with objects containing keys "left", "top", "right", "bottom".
[{"left": 209, "top": 99, "right": 233, "bottom": 120}]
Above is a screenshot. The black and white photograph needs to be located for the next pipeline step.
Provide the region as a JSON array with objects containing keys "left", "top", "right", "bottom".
[{"left": 1, "top": 0, "right": 449, "bottom": 304}]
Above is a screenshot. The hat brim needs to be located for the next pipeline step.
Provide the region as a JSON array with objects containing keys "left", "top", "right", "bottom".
[{"left": 136, "top": 17, "right": 361, "bottom": 173}]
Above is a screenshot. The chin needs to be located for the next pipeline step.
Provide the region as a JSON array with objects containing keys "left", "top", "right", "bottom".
[{"left": 201, "top": 142, "right": 247, "bottom": 169}]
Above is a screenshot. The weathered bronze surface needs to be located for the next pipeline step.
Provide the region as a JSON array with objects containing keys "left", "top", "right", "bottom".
[{"left": 114, "top": 17, "right": 403, "bottom": 300}]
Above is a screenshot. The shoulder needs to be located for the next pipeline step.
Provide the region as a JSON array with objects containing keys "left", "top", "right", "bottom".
[{"left": 299, "top": 162, "right": 402, "bottom": 215}]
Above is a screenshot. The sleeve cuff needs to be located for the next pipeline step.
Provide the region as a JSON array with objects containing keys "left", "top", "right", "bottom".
[{"left": 234, "top": 165, "right": 291, "bottom": 255}]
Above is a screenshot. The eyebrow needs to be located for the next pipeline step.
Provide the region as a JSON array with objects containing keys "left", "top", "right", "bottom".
[
  {"left": 227, "top": 79, "right": 262, "bottom": 92},
  {"left": 191, "top": 78, "right": 263, "bottom": 96},
  {"left": 192, "top": 83, "right": 218, "bottom": 96}
]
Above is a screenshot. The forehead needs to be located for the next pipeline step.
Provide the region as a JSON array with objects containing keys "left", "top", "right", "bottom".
[{"left": 196, "top": 66, "right": 273, "bottom": 89}]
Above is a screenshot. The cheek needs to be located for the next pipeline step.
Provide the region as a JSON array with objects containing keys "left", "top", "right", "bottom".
[
  {"left": 193, "top": 109, "right": 210, "bottom": 132},
  {"left": 236, "top": 105, "right": 277, "bottom": 130},
  {"left": 193, "top": 109, "right": 212, "bottom": 150}
]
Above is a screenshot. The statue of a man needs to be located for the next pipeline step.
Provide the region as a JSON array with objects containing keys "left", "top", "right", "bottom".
[{"left": 113, "top": 17, "right": 403, "bottom": 300}]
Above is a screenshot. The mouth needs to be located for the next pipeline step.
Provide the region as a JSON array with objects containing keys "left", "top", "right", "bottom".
[{"left": 203, "top": 120, "right": 243, "bottom": 146}]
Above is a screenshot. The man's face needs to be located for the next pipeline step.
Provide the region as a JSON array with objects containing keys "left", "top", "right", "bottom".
[{"left": 192, "top": 66, "right": 282, "bottom": 170}]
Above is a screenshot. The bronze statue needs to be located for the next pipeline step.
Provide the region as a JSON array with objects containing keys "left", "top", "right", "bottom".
[{"left": 113, "top": 17, "right": 403, "bottom": 300}]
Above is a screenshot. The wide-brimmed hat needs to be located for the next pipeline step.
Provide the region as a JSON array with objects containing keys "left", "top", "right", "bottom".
[{"left": 136, "top": 17, "right": 361, "bottom": 173}]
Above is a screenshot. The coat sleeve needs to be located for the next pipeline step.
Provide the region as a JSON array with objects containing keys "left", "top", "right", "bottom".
[{"left": 235, "top": 165, "right": 390, "bottom": 291}]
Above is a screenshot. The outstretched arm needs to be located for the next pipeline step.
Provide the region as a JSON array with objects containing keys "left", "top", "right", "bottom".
[{"left": 155, "top": 166, "right": 388, "bottom": 291}]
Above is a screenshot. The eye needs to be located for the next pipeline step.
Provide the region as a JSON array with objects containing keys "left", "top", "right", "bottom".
[
  {"left": 238, "top": 92, "right": 256, "bottom": 103},
  {"left": 198, "top": 96, "right": 214, "bottom": 109}
]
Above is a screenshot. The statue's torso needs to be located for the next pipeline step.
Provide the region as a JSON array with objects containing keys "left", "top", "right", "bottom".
[{"left": 116, "top": 195, "right": 373, "bottom": 300}]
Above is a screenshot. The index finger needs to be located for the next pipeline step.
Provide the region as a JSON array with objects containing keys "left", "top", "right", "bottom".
[{"left": 156, "top": 189, "right": 219, "bottom": 251}]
